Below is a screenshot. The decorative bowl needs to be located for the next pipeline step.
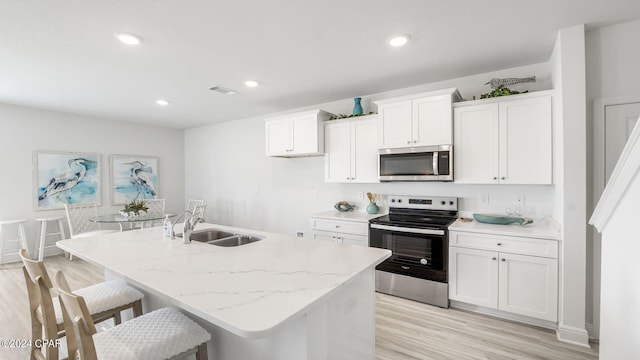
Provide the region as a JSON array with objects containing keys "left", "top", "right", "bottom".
[
  {"left": 334, "top": 201, "right": 355, "bottom": 212},
  {"left": 473, "top": 213, "right": 533, "bottom": 226}
]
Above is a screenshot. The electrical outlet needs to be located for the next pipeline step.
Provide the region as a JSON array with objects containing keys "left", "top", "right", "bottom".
[
  {"left": 357, "top": 192, "right": 364, "bottom": 200},
  {"left": 480, "top": 193, "right": 490, "bottom": 205},
  {"left": 515, "top": 195, "right": 525, "bottom": 206}
]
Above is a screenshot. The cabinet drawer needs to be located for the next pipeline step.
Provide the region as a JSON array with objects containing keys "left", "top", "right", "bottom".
[
  {"left": 310, "top": 218, "right": 369, "bottom": 236},
  {"left": 310, "top": 231, "right": 368, "bottom": 246},
  {"left": 449, "top": 231, "right": 558, "bottom": 258}
]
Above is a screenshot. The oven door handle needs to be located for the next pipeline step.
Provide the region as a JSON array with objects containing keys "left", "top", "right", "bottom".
[{"left": 370, "top": 224, "right": 445, "bottom": 236}]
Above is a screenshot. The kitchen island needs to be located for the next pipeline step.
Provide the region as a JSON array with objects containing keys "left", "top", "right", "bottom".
[{"left": 57, "top": 223, "right": 390, "bottom": 360}]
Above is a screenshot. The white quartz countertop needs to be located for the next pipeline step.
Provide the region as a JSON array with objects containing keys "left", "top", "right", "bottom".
[
  {"left": 448, "top": 217, "right": 561, "bottom": 240},
  {"left": 311, "top": 210, "right": 386, "bottom": 222},
  {"left": 57, "top": 223, "right": 390, "bottom": 338}
]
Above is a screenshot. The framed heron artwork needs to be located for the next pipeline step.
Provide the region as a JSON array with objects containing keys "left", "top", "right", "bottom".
[
  {"left": 110, "top": 155, "right": 159, "bottom": 205},
  {"left": 33, "top": 151, "right": 101, "bottom": 210}
]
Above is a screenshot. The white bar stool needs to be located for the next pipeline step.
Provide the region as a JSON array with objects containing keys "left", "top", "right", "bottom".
[
  {"left": 35, "top": 216, "right": 67, "bottom": 261},
  {"left": 0, "top": 219, "right": 28, "bottom": 264}
]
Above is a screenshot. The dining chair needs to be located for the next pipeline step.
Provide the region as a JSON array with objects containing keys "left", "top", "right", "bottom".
[
  {"left": 136, "top": 198, "right": 165, "bottom": 228},
  {"left": 64, "top": 202, "right": 118, "bottom": 238},
  {"left": 19, "top": 249, "right": 144, "bottom": 360},
  {"left": 54, "top": 271, "right": 210, "bottom": 360},
  {"left": 193, "top": 202, "right": 207, "bottom": 218},
  {"left": 187, "top": 199, "right": 205, "bottom": 215}
]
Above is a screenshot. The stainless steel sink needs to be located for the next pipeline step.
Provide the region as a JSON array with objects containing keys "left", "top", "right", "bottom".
[
  {"left": 177, "top": 228, "right": 263, "bottom": 247},
  {"left": 208, "top": 235, "right": 262, "bottom": 247},
  {"left": 177, "top": 229, "right": 235, "bottom": 242}
]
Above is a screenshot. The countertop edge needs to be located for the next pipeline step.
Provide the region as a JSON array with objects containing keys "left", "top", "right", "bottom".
[
  {"left": 311, "top": 210, "right": 386, "bottom": 223},
  {"left": 56, "top": 227, "right": 391, "bottom": 339},
  {"left": 448, "top": 218, "right": 562, "bottom": 241}
]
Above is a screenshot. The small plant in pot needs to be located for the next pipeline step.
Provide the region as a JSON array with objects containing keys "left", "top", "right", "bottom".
[{"left": 120, "top": 199, "right": 148, "bottom": 217}]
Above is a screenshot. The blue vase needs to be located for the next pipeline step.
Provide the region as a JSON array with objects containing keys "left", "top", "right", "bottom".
[
  {"left": 366, "top": 202, "right": 379, "bottom": 214},
  {"left": 353, "top": 97, "right": 363, "bottom": 115}
]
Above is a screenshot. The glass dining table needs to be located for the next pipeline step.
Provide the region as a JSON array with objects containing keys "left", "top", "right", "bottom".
[{"left": 90, "top": 213, "right": 176, "bottom": 231}]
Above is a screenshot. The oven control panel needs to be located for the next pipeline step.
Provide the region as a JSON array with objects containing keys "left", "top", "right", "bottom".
[{"left": 388, "top": 195, "right": 457, "bottom": 211}]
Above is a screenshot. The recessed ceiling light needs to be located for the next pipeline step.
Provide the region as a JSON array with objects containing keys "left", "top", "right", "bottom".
[
  {"left": 389, "top": 35, "right": 410, "bottom": 47},
  {"left": 244, "top": 80, "right": 259, "bottom": 88},
  {"left": 155, "top": 100, "right": 169, "bottom": 106},
  {"left": 115, "top": 32, "right": 143, "bottom": 45}
]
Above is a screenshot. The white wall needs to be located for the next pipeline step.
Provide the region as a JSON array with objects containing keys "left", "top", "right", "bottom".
[
  {"left": 584, "top": 18, "right": 640, "bottom": 339},
  {"left": 598, "top": 174, "right": 640, "bottom": 359},
  {"left": 185, "top": 63, "right": 557, "bottom": 238},
  {"left": 0, "top": 103, "right": 185, "bottom": 261}
]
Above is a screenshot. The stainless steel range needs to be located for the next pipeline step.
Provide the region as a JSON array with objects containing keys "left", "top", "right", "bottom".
[{"left": 369, "top": 195, "right": 458, "bottom": 307}]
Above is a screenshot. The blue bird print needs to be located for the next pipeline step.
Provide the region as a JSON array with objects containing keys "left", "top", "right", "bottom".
[{"left": 38, "top": 158, "right": 95, "bottom": 203}]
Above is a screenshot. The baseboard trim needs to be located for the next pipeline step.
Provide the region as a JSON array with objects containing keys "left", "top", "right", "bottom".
[
  {"left": 450, "top": 300, "right": 557, "bottom": 330},
  {"left": 585, "top": 322, "right": 600, "bottom": 340},
  {"left": 556, "top": 324, "right": 591, "bottom": 347}
]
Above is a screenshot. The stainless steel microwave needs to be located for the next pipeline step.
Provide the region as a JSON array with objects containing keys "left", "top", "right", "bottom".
[{"left": 378, "top": 145, "right": 453, "bottom": 181}]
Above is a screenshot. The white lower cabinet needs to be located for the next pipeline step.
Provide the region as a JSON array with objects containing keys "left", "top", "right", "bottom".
[
  {"left": 310, "top": 218, "right": 369, "bottom": 247},
  {"left": 449, "top": 231, "right": 558, "bottom": 322}
]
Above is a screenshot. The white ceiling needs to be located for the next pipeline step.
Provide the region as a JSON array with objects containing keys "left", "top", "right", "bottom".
[{"left": 1, "top": 1, "right": 639, "bottom": 129}]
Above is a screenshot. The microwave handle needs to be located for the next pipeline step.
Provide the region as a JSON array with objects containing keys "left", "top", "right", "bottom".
[
  {"left": 433, "top": 151, "right": 439, "bottom": 176},
  {"left": 370, "top": 224, "right": 445, "bottom": 236}
]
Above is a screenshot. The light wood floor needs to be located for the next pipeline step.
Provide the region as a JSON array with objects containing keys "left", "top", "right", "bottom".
[{"left": 1, "top": 255, "right": 598, "bottom": 360}]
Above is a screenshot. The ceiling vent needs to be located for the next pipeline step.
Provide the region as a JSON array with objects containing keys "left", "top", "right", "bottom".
[{"left": 209, "top": 86, "right": 237, "bottom": 95}]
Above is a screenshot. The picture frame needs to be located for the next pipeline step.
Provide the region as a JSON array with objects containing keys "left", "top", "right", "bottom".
[
  {"left": 33, "top": 151, "right": 101, "bottom": 210},
  {"left": 110, "top": 155, "right": 159, "bottom": 205}
]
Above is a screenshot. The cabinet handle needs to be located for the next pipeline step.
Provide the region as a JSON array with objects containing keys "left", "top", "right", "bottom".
[
  {"left": 501, "top": 258, "right": 506, "bottom": 262},
  {"left": 497, "top": 242, "right": 502, "bottom": 246},
  {"left": 413, "top": 140, "right": 417, "bottom": 143},
  {"left": 501, "top": 176, "right": 506, "bottom": 180},
  {"left": 493, "top": 177, "right": 498, "bottom": 180},
  {"left": 407, "top": 141, "right": 411, "bottom": 144},
  {"left": 335, "top": 225, "right": 340, "bottom": 228},
  {"left": 492, "top": 257, "right": 497, "bottom": 260}
]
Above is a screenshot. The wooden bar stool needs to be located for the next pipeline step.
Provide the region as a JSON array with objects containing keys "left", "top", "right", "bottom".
[
  {"left": 54, "top": 271, "right": 210, "bottom": 360},
  {"left": 20, "top": 249, "right": 145, "bottom": 360},
  {"left": 0, "top": 219, "right": 28, "bottom": 264},
  {"left": 35, "top": 216, "right": 67, "bottom": 261}
]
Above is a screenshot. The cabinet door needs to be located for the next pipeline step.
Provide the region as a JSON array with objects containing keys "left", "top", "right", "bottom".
[
  {"left": 325, "top": 121, "right": 352, "bottom": 182},
  {"left": 291, "top": 114, "right": 320, "bottom": 155},
  {"left": 454, "top": 104, "right": 499, "bottom": 183},
  {"left": 265, "top": 118, "right": 291, "bottom": 156},
  {"left": 449, "top": 247, "right": 499, "bottom": 308},
  {"left": 499, "top": 96, "right": 552, "bottom": 184},
  {"left": 377, "top": 100, "right": 412, "bottom": 148},
  {"left": 413, "top": 96, "right": 453, "bottom": 146},
  {"left": 351, "top": 117, "right": 379, "bottom": 183},
  {"left": 498, "top": 252, "right": 558, "bottom": 321}
]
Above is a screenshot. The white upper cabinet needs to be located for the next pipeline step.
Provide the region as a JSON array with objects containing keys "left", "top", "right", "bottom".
[
  {"left": 454, "top": 92, "right": 553, "bottom": 184},
  {"left": 265, "top": 110, "right": 334, "bottom": 157},
  {"left": 325, "top": 115, "right": 379, "bottom": 183},
  {"left": 377, "top": 100, "right": 413, "bottom": 148},
  {"left": 375, "top": 88, "right": 461, "bottom": 149}
]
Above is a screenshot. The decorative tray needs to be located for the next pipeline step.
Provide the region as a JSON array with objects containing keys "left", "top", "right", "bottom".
[{"left": 473, "top": 213, "right": 533, "bottom": 226}]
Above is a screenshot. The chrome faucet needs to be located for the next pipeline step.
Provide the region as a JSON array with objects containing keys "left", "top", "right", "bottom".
[
  {"left": 170, "top": 210, "right": 192, "bottom": 240},
  {"left": 181, "top": 213, "right": 205, "bottom": 244}
]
